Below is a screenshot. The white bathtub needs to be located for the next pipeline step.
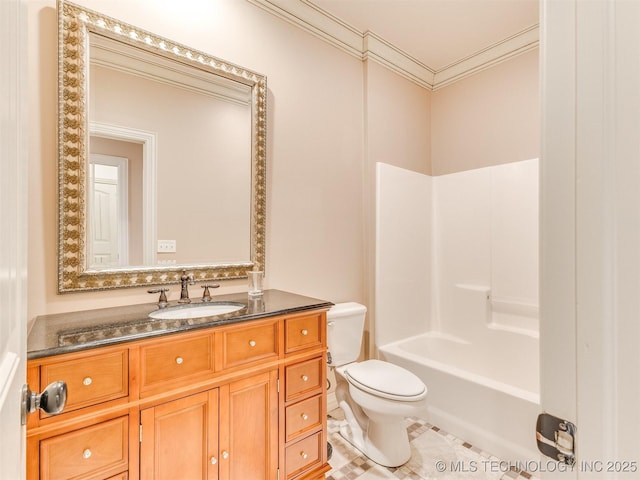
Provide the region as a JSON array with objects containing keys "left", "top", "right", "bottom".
[{"left": 378, "top": 331, "right": 540, "bottom": 463}]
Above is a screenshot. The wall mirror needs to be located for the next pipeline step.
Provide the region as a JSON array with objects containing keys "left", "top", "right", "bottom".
[{"left": 58, "top": 1, "right": 266, "bottom": 292}]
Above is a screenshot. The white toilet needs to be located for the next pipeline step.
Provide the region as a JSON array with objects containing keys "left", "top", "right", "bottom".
[{"left": 327, "top": 302, "right": 427, "bottom": 467}]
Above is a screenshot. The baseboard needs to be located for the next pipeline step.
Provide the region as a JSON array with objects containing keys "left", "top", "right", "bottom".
[{"left": 327, "top": 391, "right": 338, "bottom": 414}]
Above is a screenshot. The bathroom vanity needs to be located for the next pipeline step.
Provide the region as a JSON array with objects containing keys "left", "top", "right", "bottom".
[
  {"left": 26, "top": 290, "right": 332, "bottom": 480},
  {"left": 37, "top": 5, "right": 334, "bottom": 478}
]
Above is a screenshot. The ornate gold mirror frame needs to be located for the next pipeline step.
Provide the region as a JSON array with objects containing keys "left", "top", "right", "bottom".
[{"left": 58, "top": 0, "right": 267, "bottom": 292}]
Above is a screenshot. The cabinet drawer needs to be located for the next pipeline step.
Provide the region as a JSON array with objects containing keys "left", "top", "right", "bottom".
[
  {"left": 285, "top": 395, "right": 322, "bottom": 442},
  {"left": 40, "top": 350, "right": 128, "bottom": 414},
  {"left": 285, "top": 313, "right": 323, "bottom": 354},
  {"left": 218, "top": 321, "right": 278, "bottom": 370},
  {"left": 106, "top": 474, "right": 128, "bottom": 480},
  {"left": 141, "top": 334, "right": 214, "bottom": 390},
  {"left": 40, "top": 416, "right": 128, "bottom": 480},
  {"left": 285, "top": 431, "right": 323, "bottom": 480},
  {"left": 285, "top": 357, "right": 323, "bottom": 402}
]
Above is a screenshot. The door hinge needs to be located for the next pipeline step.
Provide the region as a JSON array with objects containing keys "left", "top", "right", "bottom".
[
  {"left": 277, "top": 378, "right": 280, "bottom": 393},
  {"left": 139, "top": 424, "right": 143, "bottom": 443},
  {"left": 277, "top": 468, "right": 280, "bottom": 480},
  {"left": 536, "top": 413, "right": 576, "bottom": 466}
]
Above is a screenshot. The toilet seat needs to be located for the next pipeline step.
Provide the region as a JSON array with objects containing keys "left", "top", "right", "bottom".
[{"left": 344, "top": 359, "right": 427, "bottom": 401}]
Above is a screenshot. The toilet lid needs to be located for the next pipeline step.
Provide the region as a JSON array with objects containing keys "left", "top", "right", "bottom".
[{"left": 344, "top": 360, "right": 427, "bottom": 401}]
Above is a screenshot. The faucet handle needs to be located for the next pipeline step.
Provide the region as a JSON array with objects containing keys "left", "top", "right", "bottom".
[
  {"left": 201, "top": 284, "right": 220, "bottom": 302},
  {"left": 181, "top": 269, "right": 195, "bottom": 285},
  {"left": 148, "top": 288, "right": 170, "bottom": 308}
]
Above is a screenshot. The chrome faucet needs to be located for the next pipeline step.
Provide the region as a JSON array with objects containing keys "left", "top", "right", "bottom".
[{"left": 179, "top": 270, "right": 195, "bottom": 303}]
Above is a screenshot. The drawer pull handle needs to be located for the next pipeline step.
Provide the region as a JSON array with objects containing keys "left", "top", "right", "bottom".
[
  {"left": 83, "top": 449, "right": 92, "bottom": 459},
  {"left": 249, "top": 340, "right": 256, "bottom": 347},
  {"left": 210, "top": 456, "right": 217, "bottom": 465},
  {"left": 300, "top": 451, "right": 308, "bottom": 460},
  {"left": 175, "top": 356, "right": 184, "bottom": 365},
  {"left": 82, "top": 377, "right": 92, "bottom": 386},
  {"left": 222, "top": 451, "right": 229, "bottom": 460},
  {"left": 301, "top": 413, "right": 309, "bottom": 420},
  {"left": 301, "top": 375, "right": 309, "bottom": 382},
  {"left": 301, "top": 329, "right": 308, "bottom": 336}
]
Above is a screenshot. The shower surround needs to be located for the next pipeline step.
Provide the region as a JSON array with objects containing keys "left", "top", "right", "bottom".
[{"left": 375, "top": 160, "right": 539, "bottom": 462}]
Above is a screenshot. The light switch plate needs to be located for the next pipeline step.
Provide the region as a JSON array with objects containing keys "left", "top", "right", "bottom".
[{"left": 157, "top": 240, "right": 176, "bottom": 253}]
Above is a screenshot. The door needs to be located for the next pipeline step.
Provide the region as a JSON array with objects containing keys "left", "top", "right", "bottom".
[
  {"left": 219, "top": 370, "right": 278, "bottom": 480},
  {"left": 88, "top": 154, "right": 129, "bottom": 268},
  {"left": 140, "top": 390, "right": 219, "bottom": 480},
  {"left": 91, "top": 179, "right": 120, "bottom": 267},
  {"left": 540, "top": 0, "right": 640, "bottom": 477},
  {"left": 0, "top": 0, "right": 28, "bottom": 478}
]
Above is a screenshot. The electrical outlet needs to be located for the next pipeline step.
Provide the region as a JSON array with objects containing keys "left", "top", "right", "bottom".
[{"left": 157, "top": 240, "right": 176, "bottom": 253}]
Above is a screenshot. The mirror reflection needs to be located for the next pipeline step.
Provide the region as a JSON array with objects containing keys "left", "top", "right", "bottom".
[
  {"left": 57, "top": 1, "right": 267, "bottom": 292},
  {"left": 88, "top": 152, "right": 131, "bottom": 268},
  {"left": 87, "top": 33, "right": 252, "bottom": 270}
]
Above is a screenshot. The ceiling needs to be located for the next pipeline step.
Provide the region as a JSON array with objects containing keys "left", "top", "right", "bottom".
[{"left": 309, "top": 0, "right": 539, "bottom": 71}]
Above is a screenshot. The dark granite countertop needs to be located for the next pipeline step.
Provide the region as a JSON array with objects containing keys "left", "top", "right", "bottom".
[{"left": 28, "top": 289, "right": 333, "bottom": 359}]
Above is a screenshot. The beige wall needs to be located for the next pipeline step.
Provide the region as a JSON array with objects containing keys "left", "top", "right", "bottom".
[
  {"left": 27, "top": 0, "right": 367, "bottom": 322},
  {"left": 365, "top": 61, "right": 432, "bottom": 175},
  {"left": 431, "top": 49, "right": 539, "bottom": 175},
  {"left": 26, "top": 0, "right": 538, "bottom": 335}
]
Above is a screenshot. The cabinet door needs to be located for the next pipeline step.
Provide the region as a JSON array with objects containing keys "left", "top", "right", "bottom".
[
  {"left": 219, "top": 370, "right": 278, "bottom": 480},
  {"left": 140, "top": 390, "right": 219, "bottom": 480}
]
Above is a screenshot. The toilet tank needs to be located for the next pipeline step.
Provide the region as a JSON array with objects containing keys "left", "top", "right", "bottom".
[{"left": 326, "top": 302, "right": 367, "bottom": 367}]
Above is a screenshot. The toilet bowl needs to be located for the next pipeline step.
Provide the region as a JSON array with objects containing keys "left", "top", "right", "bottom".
[{"left": 327, "top": 303, "right": 428, "bottom": 467}]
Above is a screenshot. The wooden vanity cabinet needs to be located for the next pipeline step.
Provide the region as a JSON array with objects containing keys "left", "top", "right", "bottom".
[
  {"left": 26, "top": 310, "right": 330, "bottom": 480},
  {"left": 281, "top": 312, "right": 328, "bottom": 480},
  {"left": 139, "top": 389, "right": 219, "bottom": 480},
  {"left": 219, "top": 370, "right": 279, "bottom": 480}
]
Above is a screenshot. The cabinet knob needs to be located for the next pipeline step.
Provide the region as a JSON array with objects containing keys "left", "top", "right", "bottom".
[
  {"left": 83, "top": 449, "right": 92, "bottom": 459},
  {"left": 301, "top": 375, "right": 309, "bottom": 382},
  {"left": 175, "top": 356, "right": 184, "bottom": 365},
  {"left": 82, "top": 377, "right": 92, "bottom": 386},
  {"left": 301, "top": 329, "right": 308, "bottom": 336},
  {"left": 301, "top": 413, "right": 308, "bottom": 420},
  {"left": 210, "top": 456, "right": 217, "bottom": 465},
  {"left": 249, "top": 340, "right": 256, "bottom": 347},
  {"left": 222, "top": 451, "right": 229, "bottom": 460},
  {"left": 300, "top": 451, "right": 308, "bottom": 460}
]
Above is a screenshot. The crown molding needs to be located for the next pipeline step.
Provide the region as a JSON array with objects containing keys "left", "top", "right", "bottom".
[
  {"left": 246, "top": 0, "right": 363, "bottom": 58},
  {"left": 432, "top": 25, "right": 539, "bottom": 90},
  {"left": 91, "top": 34, "right": 252, "bottom": 105},
  {"left": 248, "top": 0, "right": 539, "bottom": 90},
  {"left": 363, "top": 31, "right": 435, "bottom": 89}
]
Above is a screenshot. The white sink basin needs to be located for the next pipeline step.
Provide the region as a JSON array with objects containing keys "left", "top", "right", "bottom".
[{"left": 149, "top": 302, "right": 245, "bottom": 320}]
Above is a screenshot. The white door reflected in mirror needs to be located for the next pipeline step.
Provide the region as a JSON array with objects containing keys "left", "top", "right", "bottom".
[{"left": 88, "top": 154, "right": 129, "bottom": 269}]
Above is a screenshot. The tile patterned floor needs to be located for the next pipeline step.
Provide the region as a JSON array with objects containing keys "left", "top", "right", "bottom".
[{"left": 326, "top": 411, "right": 537, "bottom": 480}]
